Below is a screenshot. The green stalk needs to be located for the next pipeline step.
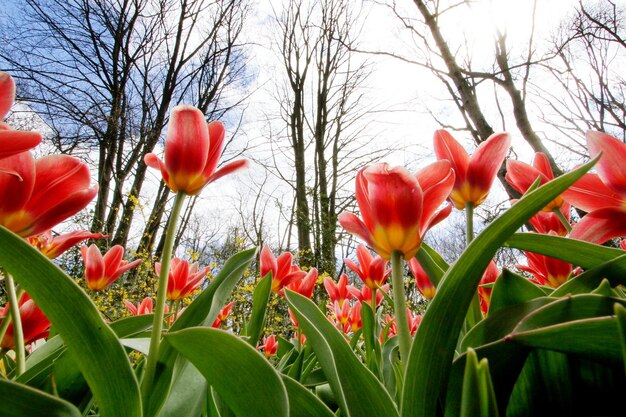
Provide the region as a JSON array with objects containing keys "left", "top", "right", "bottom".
[
  {"left": 6, "top": 274, "right": 25, "bottom": 376},
  {"left": 465, "top": 203, "right": 483, "bottom": 329},
  {"left": 466, "top": 203, "right": 474, "bottom": 245},
  {"left": 390, "top": 250, "right": 411, "bottom": 367},
  {"left": 553, "top": 207, "right": 572, "bottom": 232},
  {"left": 141, "top": 191, "right": 186, "bottom": 397}
]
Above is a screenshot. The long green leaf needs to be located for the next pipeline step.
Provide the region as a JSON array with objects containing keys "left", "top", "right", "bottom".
[
  {"left": 488, "top": 269, "right": 546, "bottom": 315},
  {"left": 286, "top": 290, "right": 400, "bottom": 417},
  {"left": 510, "top": 317, "right": 622, "bottom": 363},
  {"left": 281, "top": 374, "right": 335, "bottom": 417},
  {"left": 165, "top": 327, "right": 288, "bottom": 417},
  {"left": 0, "top": 379, "right": 81, "bottom": 417},
  {"left": 143, "top": 247, "right": 256, "bottom": 417},
  {"left": 401, "top": 159, "right": 596, "bottom": 417},
  {"left": 245, "top": 273, "right": 272, "bottom": 346},
  {"left": 505, "top": 233, "right": 624, "bottom": 269},
  {"left": 0, "top": 227, "right": 140, "bottom": 417},
  {"left": 415, "top": 242, "right": 449, "bottom": 287},
  {"left": 615, "top": 303, "right": 626, "bottom": 375}
]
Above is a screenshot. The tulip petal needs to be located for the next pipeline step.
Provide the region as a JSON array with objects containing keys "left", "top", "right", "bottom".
[
  {"left": 570, "top": 207, "right": 626, "bottom": 244},
  {"left": 260, "top": 244, "right": 277, "bottom": 278},
  {"left": 433, "top": 130, "right": 469, "bottom": 185},
  {"left": 417, "top": 160, "right": 454, "bottom": 227},
  {"left": 505, "top": 159, "right": 546, "bottom": 194},
  {"left": 467, "top": 132, "right": 510, "bottom": 197},
  {"left": 562, "top": 173, "right": 623, "bottom": 212},
  {"left": 0, "top": 130, "right": 42, "bottom": 160},
  {"left": 0, "top": 72, "right": 15, "bottom": 120},
  {"left": 0, "top": 151, "right": 35, "bottom": 216},
  {"left": 338, "top": 211, "right": 373, "bottom": 247},
  {"left": 203, "top": 121, "right": 226, "bottom": 180},
  {"left": 532, "top": 152, "right": 554, "bottom": 179},
  {"left": 586, "top": 130, "right": 626, "bottom": 195},
  {"left": 207, "top": 159, "right": 248, "bottom": 186},
  {"left": 144, "top": 153, "right": 172, "bottom": 190}
]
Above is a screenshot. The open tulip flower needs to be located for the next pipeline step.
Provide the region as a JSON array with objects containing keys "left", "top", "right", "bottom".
[
  {"left": 434, "top": 130, "right": 510, "bottom": 209},
  {"left": 338, "top": 161, "right": 454, "bottom": 260},
  {"left": 259, "top": 244, "right": 306, "bottom": 293},
  {"left": 81, "top": 244, "right": 142, "bottom": 291},
  {"left": 517, "top": 247, "right": 572, "bottom": 289},
  {"left": 344, "top": 244, "right": 390, "bottom": 290},
  {"left": 0, "top": 152, "right": 98, "bottom": 237},
  {"left": 144, "top": 106, "right": 248, "bottom": 195},
  {"left": 157, "top": 258, "right": 210, "bottom": 301},
  {"left": 347, "top": 283, "right": 388, "bottom": 307},
  {"left": 0, "top": 72, "right": 42, "bottom": 162},
  {"left": 506, "top": 152, "right": 563, "bottom": 211},
  {"left": 563, "top": 131, "right": 626, "bottom": 244},
  {"left": 29, "top": 230, "right": 106, "bottom": 259},
  {"left": 212, "top": 302, "right": 235, "bottom": 328},
  {"left": 124, "top": 297, "right": 161, "bottom": 316},
  {"left": 0, "top": 293, "right": 50, "bottom": 350},
  {"left": 260, "top": 335, "right": 279, "bottom": 358}
]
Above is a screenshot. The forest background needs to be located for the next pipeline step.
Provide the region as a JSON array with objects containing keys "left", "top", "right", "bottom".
[{"left": 1, "top": 0, "right": 624, "bottom": 331}]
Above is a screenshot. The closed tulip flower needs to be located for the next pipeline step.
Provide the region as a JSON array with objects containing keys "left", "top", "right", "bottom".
[
  {"left": 29, "top": 230, "right": 106, "bottom": 259},
  {"left": 144, "top": 105, "right": 247, "bottom": 195},
  {"left": 338, "top": 162, "right": 454, "bottom": 260}
]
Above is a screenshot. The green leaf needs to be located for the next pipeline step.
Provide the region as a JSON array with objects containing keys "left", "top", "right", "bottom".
[
  {"left": 17, "top": 335, "right": 66, "bottom": 386},
  {"left": 401, "top": 158, "right": 596, "bottom": 417},
  {"left": 381, "top": 336, "right": 400, "bottom": 402},
  {"left": 461, "top": 298, "right": 555, "bottom": 351},
  {"left": 245, "top": 273, "right": 272, "bottom": 346},
  {"left": 510, "top": 317, "right": 622, "bottom": 363},
  {"left": 0, "top": 226, "right": 140, "bottom": 417},
  {"left": 460, "top": 349, "right": 499, "bottom": 417},
  {"left": 614, "top": 303, "right": 626, "bottom": 375},
  {"left": 415, "top": 242, "right": 449, "bottom": 287},
  {"left": 286, "top": 290, "right": 400, "bottom": 417},
  {"left": 165, "top": 327, "right": 288, "bottom": 417},
  {"left": 281, "top": 374, "right": 335, "bottom": 417},
  {"left": 0, "top": 379, "right": 81, "bottom": 417},
  {"left": 143, "top": 247, "right": 256, "bottom": 417},
  {"left": 505, "top": 233, "right": 624, "bottom": 269},
  {"left": 488, "top": 269, "right": 546, "bottom": 314}
]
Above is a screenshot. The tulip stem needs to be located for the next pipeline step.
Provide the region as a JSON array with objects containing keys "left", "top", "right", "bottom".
[
  {"left": 142, "top": 191, "right": 186, "bottom": 398},
  {"left": 390, "top": 251, "right": 411, "bottom": 367},
  {"left": 6, "top": 274, "right": 25, "bottom": 376},
  {"left": 553, "top": 207, "right": 572, "bottom": 233},
  {"left": 466, "top": 203, "right": 474, "bottom": 245}
]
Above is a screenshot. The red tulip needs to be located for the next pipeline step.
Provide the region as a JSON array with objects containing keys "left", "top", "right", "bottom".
[
  {"left": 157, "top": 258, "right": 210, "bottom": 301},
  {"left": 528, "top": 203, "right": 571, "bottom": 236},
  {"left": 406, "top": 308, "right": 422, "bottom": 336},
  {"left": 81, "top": 244, "right": 142, "bottom": 291},
  {"left": 347, "top": 283, "right": 389, "bottom": 307},
  {"left": 259, "top": 244, "right": 306, "bottom": 293},
  {"left": 434, "top": 130, "right": 510, "bottom": 209},
  {"left": 144, "top": 106, "right": 247, "bottom": 195},
  {"left": 344, "top": 244, "right": 390, "bottom": 290},
  {"left": 29, "top": 230, "right": 106, "bottom": 259},
  {"left": 338, "top": 162, "right": 454, "bottom": 260},
  {"left": 0, "top": 153, "right": 98, "bottom": 237},
  {"left": 517, "top": 234, "right": 572, "bottom": 288},
  {"left": 212, "top": 302, "right": 235, "bottom": 328},
  {"left": 564, "top": 131, "right": 626, "bottom": 244},
  {"left": 349, "top": 301, "right": 363, "bottom": 332},
  {"left": 329, "top": 300, "right": 350, "bottom": 327},
  {"left": 408, "top": 258, "right": 436, "bottom": 300},
  {"left": 285, "top": 268, "right": 318, "bottom": 298},
  {"left": 261, "top": 335, "right": 278, "bottom": 358},
  {"left": 478, "top": 261, "right": 500, "bottom": 315},
  {"left": 124, "top": 297, "right": 161, "bottom": 316},
  {"left": 323, "top": 274, "right": 353, "bottom": 308},
  {"left": 0, "top": 72, "right": 42, "bottom": 161},
  {"left": 0, "top": 293, "right": 50, "bottom": 350},
  {"left": 506, "top": 152, "right": 565, "bottom": 212}
]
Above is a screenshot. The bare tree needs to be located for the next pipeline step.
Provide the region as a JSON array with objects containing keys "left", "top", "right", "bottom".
[{"left": 1, "top": 0, "right": 250, "bottom": 253}]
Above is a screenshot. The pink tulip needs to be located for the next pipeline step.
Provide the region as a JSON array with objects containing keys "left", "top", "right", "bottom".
[{"left": 81, "top": 244, "right": 142, "bottom": 291}]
